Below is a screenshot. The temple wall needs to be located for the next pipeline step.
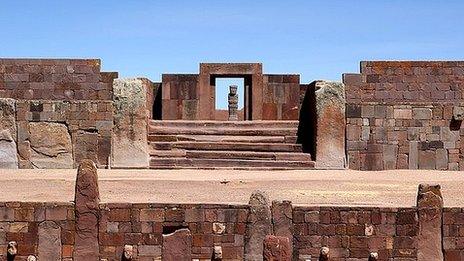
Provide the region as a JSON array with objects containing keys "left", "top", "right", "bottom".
[
  {"left": 344, "top": 61, "right": 464, "bottom": 170},
  {"left": 0, "top": 59, "right": 118, "bottom": 169}
]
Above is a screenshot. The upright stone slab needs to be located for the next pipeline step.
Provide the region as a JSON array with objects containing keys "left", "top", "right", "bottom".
[
  {"left": 245, "top": 190, "right": 272, "bottom": 261},
  {"left": 162, "top": 228, "right": 192, "bottom": 261},
  {"left": 112, "top": 78, "right": 151, "bottom": 168},
  {"left": 74, "top": 160, "right": 100, "bottom": 261},
  {"left": 38, "top": 221, "right": 61, "bottom": 260},
  {"left": 271, "top": 200, "right": 293, "bottom": 255},
  {"left": 263, "top": 235, "right": 291, "bottom": 261},
  {"left": 314, "top": 81, "right": 346, "bottom": 169},
  {"left": 0, "top": 98, "right": 18, "bottom": 169},
  {"left": 416, "top": 184, "right": 443, "bottom": 261}
]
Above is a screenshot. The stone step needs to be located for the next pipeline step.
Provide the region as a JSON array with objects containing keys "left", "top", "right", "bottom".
[
  {"left": 149, "top": 120, "right": 299, "bottom": 129},
  {"left": 149, "top": 127, "right": 297, "bottom": 136},
  {"left": 149, "top": 158, "right": 315, "bottom": 169},
  {"left": 149, "top": 142, "right": 303, "bottom": 152},
  {"left": 148, "top": 134, "right": 298, "bottom": 143},
  {"left": 184, "top": 151, "right": 312, "bottom": 161}
]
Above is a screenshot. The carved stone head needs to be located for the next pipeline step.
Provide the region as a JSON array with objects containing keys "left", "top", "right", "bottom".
[
  {"left": 7, "top": 241, "right": 17, "bottom": 256},
  {"left": 229, "top": 85, "right": 238, "bottom": 95},
  {"left": 122, "top": 245, "right": 133, "bottom": 260}
]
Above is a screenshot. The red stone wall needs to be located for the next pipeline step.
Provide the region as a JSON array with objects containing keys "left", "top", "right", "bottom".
[
  {"left": 161, "top": 74, "right": 199, "bottom": 120},
  {"left": 344, "top": 61, "right": 464, "bottom": 170},
  {"left": 0, "top": 202, "right": 74, "bottom": 260},
  {"left": 99, "top": 203, "right": 248, "bottom": 260},
  {"left": 0, "top": 59, "right": 116, "bottom": 100},
  {"left": 443, "top": 207, "right": 464, "bottom": 260},
  {"left": 262, "top": 74, "right": 300, "bottom": 120},
  {"left": 293, "top": 206, "right": 418, "bottom": 260}
]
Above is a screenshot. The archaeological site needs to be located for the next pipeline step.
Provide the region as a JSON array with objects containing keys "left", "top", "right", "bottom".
[{"left": 0, "top": 58, "right": 463, "bottom": 260}]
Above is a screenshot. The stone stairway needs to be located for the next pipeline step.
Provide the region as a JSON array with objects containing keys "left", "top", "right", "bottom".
[{"left": 148, "top": 120, "right": 315, "bottom": 170}]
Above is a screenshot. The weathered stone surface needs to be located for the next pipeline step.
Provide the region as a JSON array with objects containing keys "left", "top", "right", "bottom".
[
  {"left": 271, "top": 200, "right": 293, "bottom": 255},
  {"left": 245, "top": 190, "right": 272, "bottom": 261},
  {"left": 416, "top": 184, "right": 443, "bottom": 261},
  {"left": 122, "top": 245, "right": 133, "bottom": 260},
  {"left": 38, "top": 221, "right": 61, "bottom": 261},
  {"left": 0, "top": 98, "right": 18, "bottom": 169},
  {"left": 263, "top": 235, "right": 291, "bottom": 261},
  {"left": 74, "top": 160, "right": 100, "bottom": 261},
  {"left": 213, "top": 245, "right": 223, "bottom": 260},
  {"left": 320, "top": 247, "right": 330, "bottom": 261},
  {"left": 418, "top": 150, "right": 435, "bottom": 169},
  {"left": 112, "top": 78, "right": 150, "bottom": 168},
  {"left": 29, "top": 122, "right": 73, "bottom": 168},
  {"left": 162, "top": 228, "right": 192, "bottom": 261},
  {"left": 314, "top": 80, "right": 346, "bottom": 169}
]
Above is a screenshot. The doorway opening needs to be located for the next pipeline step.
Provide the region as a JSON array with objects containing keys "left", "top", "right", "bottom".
[{"left": 211, "top": 75, "right": 252, "bottom": 120}]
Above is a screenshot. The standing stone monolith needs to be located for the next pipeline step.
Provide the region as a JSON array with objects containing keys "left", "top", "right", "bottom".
[
  {"left": 245, "top": 190, "right": 272, "bottom": 261},
  {"left": 314, "top": 80, "right": 346, "bottom": 169},
  {"left": 162, "top": 228, "right": 192, "bottom": 261},
  {"left": 112, "top": 78, "right": 151, "bottom": 168},
  {"left": 271, "top": 200, "right": 293, "bottom": 256},
  {"left": 73, "top": 160, "right": 100, "bottom": 261},
  {"left": 228, "top": 85, "right": 239, "bottom": 121},
  {"left": 416, "top": 184, "right": 443, "bottom": 261},
  {"left": 0, "top": 98, "right": 18, "bottom": 169}
]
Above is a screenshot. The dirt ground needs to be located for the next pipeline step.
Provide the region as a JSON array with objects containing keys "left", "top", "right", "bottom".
[{"left": 0, "top": 169, "right": 462, "bottom": 207}]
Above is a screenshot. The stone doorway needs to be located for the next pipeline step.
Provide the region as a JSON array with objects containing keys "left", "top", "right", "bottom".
[{"left": 212, "top": 76, "right": 252, "bottom": 120}]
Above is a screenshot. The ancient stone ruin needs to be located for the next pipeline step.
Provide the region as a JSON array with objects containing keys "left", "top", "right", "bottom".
[{"left": 0, "top": 59, "right": 463, "bottom": 260}]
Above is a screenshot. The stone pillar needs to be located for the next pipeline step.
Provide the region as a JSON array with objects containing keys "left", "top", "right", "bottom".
[
  {"left": 228, "top": 85, "right": 239, "bottom": 121},
  {"left": 416, "top": 183, "right": 443, "bottom": 261},
  {"left": 73, "top": 160, "right": 100, "bottom": 261},
  {"left": 271, "top": 201, "right": 293, "bottom": 255},
  {"left": 263, "top": 235, "right": 291, "bottom": 261},
  {"left": 313, "top": 80, "right": 346, "bottom": 169},
  {"left": 245, "top": 190, "right": 272, "bottom": 261},
  {"left": 0, "top": 98, "right": 18, "bottom": 169},
  {"left": 112, "top": 78, "right": 151, "bottom": 168},
  {"left": 38, "top": 221, "right": 61, "bottom": 260},
  {"left": 162, "top": 228, "right": 192, "bottom": 261}
]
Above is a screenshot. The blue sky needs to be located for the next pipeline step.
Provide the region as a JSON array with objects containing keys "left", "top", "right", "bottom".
[{"left": 1, "top": 0, "right": 463, "bottom": 84}]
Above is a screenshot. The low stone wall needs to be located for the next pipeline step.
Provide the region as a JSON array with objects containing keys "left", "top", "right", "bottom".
[{"left": 0, "top": 162, "right": 458, "bottom": 260}]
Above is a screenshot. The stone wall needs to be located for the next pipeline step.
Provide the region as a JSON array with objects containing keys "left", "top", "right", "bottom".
[
  {"left": 0, "top": 59, "right": 118, "bottom": 169},
  {"left": 262, "top": 74, "right": 300, "bottom": 120},
  {"left": 344, "top": 61, "right": 464, "bottom": 170},
  {"left": 443, "top": 208, "right": 464, "bottom": 260}
]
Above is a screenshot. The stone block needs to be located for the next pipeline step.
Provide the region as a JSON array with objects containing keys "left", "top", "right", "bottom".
[
  {"left": 162, "top": 228, "right": 192, "bottom": 261},
  {"left": 271, "top": 200, "right": 293, "bottom": 253},
  {"left": 38, "top": 221, "right": 61, "bottom": 261},
  {"left": 112, "top": 78, "right": 150, "bottom": 168},
  {"left": 418, "top": 150, "right": 435, "bottom": 170},
  {"left": 452, "top": 106, "right": 464, "bottom": 121},
  {"left": 314, "top": 81, "right": 346, "bottom": 169},
  {"left": 29, "top": 122, "right": 73, "bottom": 168},
  {"left": 394, "top": 109, "right": 412, "bottom": 119},
  {"left": 263, "top": 235, "right": 291, "bottom": 261},
  {"left": 412, "top": 108, "right": 432, "bottom": 120},
  {"left": 435, "top": 148, "right": 448, "bottom": 170}
]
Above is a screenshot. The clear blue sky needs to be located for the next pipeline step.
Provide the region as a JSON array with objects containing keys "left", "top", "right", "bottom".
[{"left": 1, "top": 0, "right": 463, "bottom": 83}]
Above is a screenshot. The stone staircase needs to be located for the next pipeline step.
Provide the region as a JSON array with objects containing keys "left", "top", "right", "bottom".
[{"left": 148, "top": 120, "right": 315, "bottom": 170}]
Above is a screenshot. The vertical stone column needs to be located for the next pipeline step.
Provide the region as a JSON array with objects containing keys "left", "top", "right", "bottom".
[
  {"left": 245, "top": 190, "right": 272, "bottom": 261},
  {"left": 0, "top": 98, "right": 18, "bottom": 169},
  {"left": 271, "top": 201, "right": 293, "bottom": 255},
  {"left": 416, "top": 183, "right": 443, "bottom": 261},
  {"left": 313, "top": 80, "right": 346, "bottom": 169},
  {"left": 228, "top": 85, "right": 239, "bottom": 121},
  {"left": 112, "top": 78, "right": 151, "bottom": 168},
  {"left": 74, "top": 160, "right": 100, "bottom": 261}
]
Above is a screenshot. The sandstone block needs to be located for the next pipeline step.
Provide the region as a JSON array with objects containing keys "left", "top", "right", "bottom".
[
  {"left": 38, "top": 221, "right": 61, "bottom": 260},
  {"left": 162, "top": 228, "right": 192, "bottom": 261},
  {"left": 271, "top": 200, "right": 293, "bottom": 254},
  {"left": 263, "top": 235, "right": 291, "bottom": 261},
  {"left": 112, "top": 78, "right": 151, "bottom": 168},
  {"left": 29, "top": 122, "right": 73, "bottom": 168}
]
